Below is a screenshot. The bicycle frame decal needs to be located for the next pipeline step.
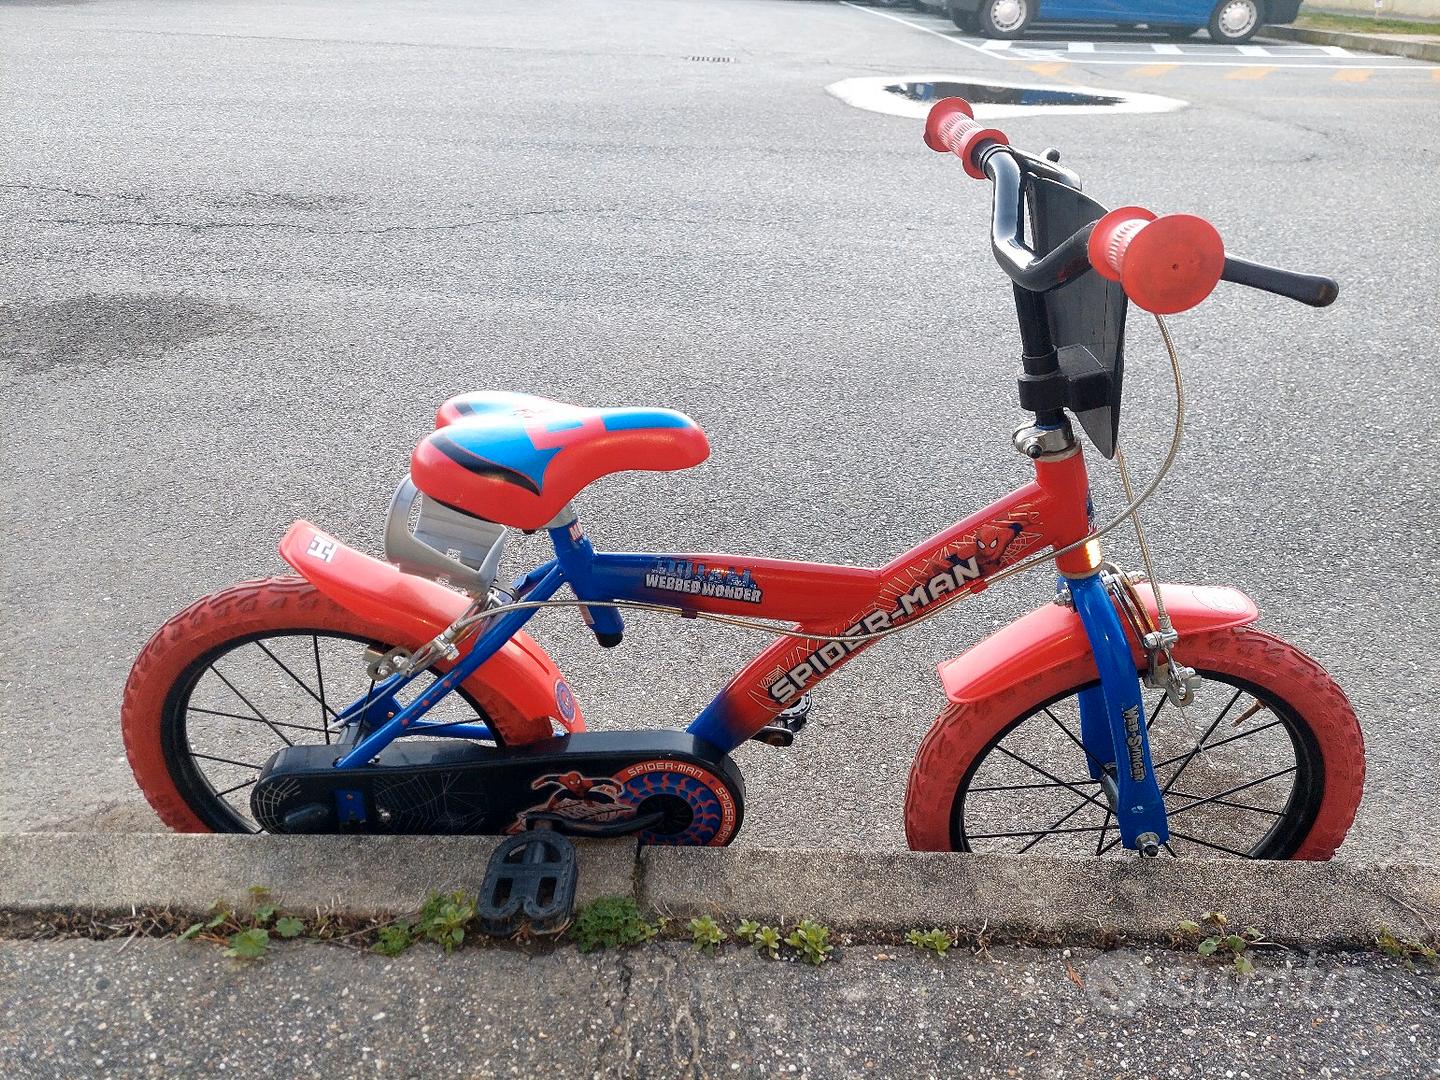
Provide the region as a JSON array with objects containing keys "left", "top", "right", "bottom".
[{"left": 329, "top": 446, "right": 1098, "bottom": 763}]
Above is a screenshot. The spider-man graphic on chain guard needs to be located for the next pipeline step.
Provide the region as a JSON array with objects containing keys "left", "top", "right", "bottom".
[{"left": 250, "top": 730, "right": 744, "bottom": 845}]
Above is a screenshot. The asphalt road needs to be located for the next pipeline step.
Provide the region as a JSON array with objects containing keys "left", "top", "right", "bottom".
[
  {"left": 1, "top": 0, "right": 1436, "bottom": 856},
  {"left": 2, "top": 937, "right": 1436, "bottom": 1078}
]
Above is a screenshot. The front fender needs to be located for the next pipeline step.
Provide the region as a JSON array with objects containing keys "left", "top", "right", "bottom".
[
  {"left": 939, "top": 583, "right": 1259, "bottom": 704},
  {"left": 279, "top": 520, "right": 583, "bottom": 744}
]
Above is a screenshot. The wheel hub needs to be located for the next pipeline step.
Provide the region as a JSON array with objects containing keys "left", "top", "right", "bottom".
[
  {"left": 1218, "top": 0, "right": 1257, "bottom": 37},
  {"left": 991, "top": 0, "right": 1026, "bottom": 32}
]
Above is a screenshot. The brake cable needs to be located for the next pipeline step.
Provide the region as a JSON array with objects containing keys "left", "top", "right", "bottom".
[{"left": 393, "top": 313, "right": 1189, "bottom": 679}]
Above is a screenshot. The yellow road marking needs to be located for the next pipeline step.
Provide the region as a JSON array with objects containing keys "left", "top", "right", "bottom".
[
  {"left": 1332, "top": 69, "right": 1372, "bottom": 83},
  {"left": 1225, "top": 66, "right": 1275, "bottom": 80},
  {"left": 1128, "top": 64, "right": 1179, "bottom": 78},
  {"left": 1027, "top": 63, "right": 1067, "bottom": 76}
]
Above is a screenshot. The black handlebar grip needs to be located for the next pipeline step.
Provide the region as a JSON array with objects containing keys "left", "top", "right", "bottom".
[{"left": 1221, "top": 256, "right": 1339, "bottom": 308}]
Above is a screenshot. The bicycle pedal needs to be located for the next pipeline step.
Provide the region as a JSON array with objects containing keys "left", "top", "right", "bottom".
[
  {"left": 750, "top": 694, "right": 812, "bottom": 748},
  {"left": 477, "top": 829, "right": 577, "bottom": 936}
]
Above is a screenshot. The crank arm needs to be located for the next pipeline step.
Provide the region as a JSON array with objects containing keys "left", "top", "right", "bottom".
[{"left": 522, "top": 809, "right": 668, "bottom": 839}]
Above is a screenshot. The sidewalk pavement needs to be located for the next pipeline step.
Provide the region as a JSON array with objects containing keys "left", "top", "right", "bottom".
[
  {"left": 1, "top": 937, "right": 1436, "bottom": 1079},
  {"left": 1263, "top": 22, "right": 1440, "bottom": 61}
]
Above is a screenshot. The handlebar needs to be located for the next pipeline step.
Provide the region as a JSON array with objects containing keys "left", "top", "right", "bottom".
[{"left": 922, "top": 97, "right": 1339, "bottom": 315}]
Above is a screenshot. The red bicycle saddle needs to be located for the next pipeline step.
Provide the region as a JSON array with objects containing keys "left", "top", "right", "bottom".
[{"left": 412, "top": 392, "right": 710, "bottom": 530}]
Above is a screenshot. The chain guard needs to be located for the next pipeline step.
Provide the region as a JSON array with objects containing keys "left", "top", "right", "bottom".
[{"left": 250, "top": 730, "right": 745, "bottom": 844}]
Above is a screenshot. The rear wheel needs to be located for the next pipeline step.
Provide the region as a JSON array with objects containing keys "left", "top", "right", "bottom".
[
  {"left": 1208, "top": 0, "right": 1262, "bottom": 43},
  {"left": 123, "top": 577, "right": 523, "bottom": 832},
  {"left": 905, "top": 627, "right": 1364, "bottom": 858},
  {"left": 977, "top": 0, "right": 1033, "bottom": 39}
]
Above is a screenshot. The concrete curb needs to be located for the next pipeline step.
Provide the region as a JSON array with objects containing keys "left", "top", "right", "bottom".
[
  {"left": 1261, "top": 25, "right": 1440, "bottom": 61},
  {"left": 2, "top": 834, "right": 1437, "bottom": 947},
  {"left": 0, "top": 834, "right": 637, "bottom": 918},
  {"left": 641, "top": 848, "right": 1440, "bottom": 946}
]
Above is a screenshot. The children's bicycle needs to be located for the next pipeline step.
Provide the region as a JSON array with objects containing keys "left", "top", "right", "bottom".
[{"left": 123, "top": 99, "right": 1364, "bottom": 877}]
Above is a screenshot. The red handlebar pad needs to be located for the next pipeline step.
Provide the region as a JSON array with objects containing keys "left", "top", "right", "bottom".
[
  {"left": 923, "top": 98, "right": 1008, "bottom": 180},
  {"left": 1088, "top": 206, "right": 1225, "bottom": 314}
]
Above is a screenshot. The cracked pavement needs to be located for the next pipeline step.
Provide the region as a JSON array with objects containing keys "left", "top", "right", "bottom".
[{"left": 1, "top": 937, "right": 1437, "bottom": 1079}]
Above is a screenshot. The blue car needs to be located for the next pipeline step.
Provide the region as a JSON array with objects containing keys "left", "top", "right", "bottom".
[{"left": 928, "top": 0, "right": 1301, "bottom": 43}]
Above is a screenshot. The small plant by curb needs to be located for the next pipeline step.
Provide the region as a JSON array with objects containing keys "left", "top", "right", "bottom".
[
  {"left": 689, "top": 916, "right": 727, "bottom": 954},
  {"left": 905, "top": 928, "right": 954, "bottom": 957},
  {"left": 415, "top": 891, "right": 477, "bottom": 953},
  {"left": 736, "top": 919, "right": 782, "bottom": 959},
  {"left": 786, "top": 919, "right": 833, "bottom": 966},
  {"left": 1376, "top": 927, "right": 1439, "bottom": 970},
  {"left": 175, "top": 887, "right": 316, "bottom": 962},
  {"left": 569, "top": 896, "right": 660, "bottom": 953},
  {"left": 1176, "top": 912, "right": 1266, "bottom": 976}
]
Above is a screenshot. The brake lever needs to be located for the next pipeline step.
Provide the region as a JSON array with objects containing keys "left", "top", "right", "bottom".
[{"left": 1221, "top": 255, "right": 1339, "bottom": 308}]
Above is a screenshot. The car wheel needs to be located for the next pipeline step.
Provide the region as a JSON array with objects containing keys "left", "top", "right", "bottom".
[
  {"left": 977, "top": 0, "right": 1033, "bottom": 39},
  {"left": 950, "top": 4, "right": 983, "bottom": 31},
  {"left": 1208, "top": 0, "right": 1261, "bottom": 43},
  {"left": 1160, "top": 23, "right": 1202, "bottom": 39}
]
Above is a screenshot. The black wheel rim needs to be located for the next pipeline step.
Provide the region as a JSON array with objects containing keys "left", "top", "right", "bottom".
[
  {"left": 950, "top": 669, "right": 1325, "bottom": 859},
  {"left": 160, "top": 630, "right": 492, "bottom": 833}
]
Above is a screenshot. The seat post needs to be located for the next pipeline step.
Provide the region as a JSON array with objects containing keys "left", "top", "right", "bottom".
[{"left": 547, "top": 513, "right": 625, "bottom": 648}]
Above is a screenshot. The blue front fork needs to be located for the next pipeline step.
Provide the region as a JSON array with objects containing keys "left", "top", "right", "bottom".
[{"left": 1067, "top": 572, "right": 1169, "bottom": 853}]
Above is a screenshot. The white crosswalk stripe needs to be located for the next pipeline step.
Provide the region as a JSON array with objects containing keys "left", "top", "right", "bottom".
[{"left": 979, "top": 39, "right": 1369, "bottom": 59}]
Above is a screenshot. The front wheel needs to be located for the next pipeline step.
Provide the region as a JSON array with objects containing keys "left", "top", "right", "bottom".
[
  {"left": 950, "top": 4, "right": 982, "bottom": 32},
  {"left": 976, "top": 0, "right": 1033, "bottom": 39},
  {"left": 905, "top": 627, "right": 1364, "bottom": 859},
  {"left": 1208, "top": 0, "right": 1262, "bottom": 43}
]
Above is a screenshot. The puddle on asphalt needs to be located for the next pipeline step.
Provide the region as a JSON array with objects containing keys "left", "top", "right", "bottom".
[
  {"left": 827, "top": 74, "right": 1184, "bottom": 119},
  {"left": 886, "top": 80, "right": 1124, "bottom": 108}
]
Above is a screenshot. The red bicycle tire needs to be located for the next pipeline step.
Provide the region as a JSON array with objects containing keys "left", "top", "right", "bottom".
[
  {"left": 904, "top": 626, "right": 1364, "bottom": 859},
  {"left": 122, "top": 576, "right": 537, "bottom": 832}
]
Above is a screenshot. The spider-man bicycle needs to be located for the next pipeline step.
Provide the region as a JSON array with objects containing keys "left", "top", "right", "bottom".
[{"left": 123, "top": 99, "right": 1364, "bottom": 874}]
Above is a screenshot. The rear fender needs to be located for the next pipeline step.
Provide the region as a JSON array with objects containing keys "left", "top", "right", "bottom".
[
  {"left": 279, "top": 521, "right": 583, "bottom": 744},
  {"left": 939, "top": 583, "right": 1259, "bottom": 704}
]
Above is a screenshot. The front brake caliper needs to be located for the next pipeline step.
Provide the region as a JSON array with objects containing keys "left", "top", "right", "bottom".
[{"left": 1102, "top": 565, "right": 1202, "bottom": 708}]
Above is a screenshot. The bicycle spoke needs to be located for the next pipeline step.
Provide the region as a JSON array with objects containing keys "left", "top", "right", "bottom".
[
  {"left": 216, "top": 778, "right": 259, "bottom": 798},
  {"left": 1017, "top": 797, "right": 1097, "bottom": 854},
  {"left": 186, "top": 706, "right": 327, "bottom": 735},
  {"left": 1095, "top": 808, "right": 1112, "bottom": 856},
  {"left": 254, "top": 641, "right": 340, "bottom": 721},
  {"left": 1167, "top": 828, "right": 1254, "bottom": 858},
  {"left": 967, "top": 824, "right": 1110, "bottom": 841},
  {"left": 993, "top": 746, "right": 1111, "bottom": 814},
  {"left": 1164, "top": 768, "right": 1296, "bottom": 820},
  {"left": 1147, "top": 693, "right": 1167, "bottom": 731},
  {"left": 1099, "top": 835, "right": 1124, "bottom": 855},
  {"left": 966, "top": 779, "right": 1100, "bottom": 794},
  {"left": 207, "top": 666, "right": 294, "bottom": 747},
  {"left": 1167, "top": 785, "right": 1285, "bottom": 818},
  {"left": 1160, "top": 687, "right": 1245, "bottom": 795},
  {"left": 313, "top": 635, "right": 331, "bottom": 746},
  {"left": 191, "top": 752, "right": 264, "bottom": 771},
  {"left": 1043, "top": 707, "right": 1105, "bottom": 772}
]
